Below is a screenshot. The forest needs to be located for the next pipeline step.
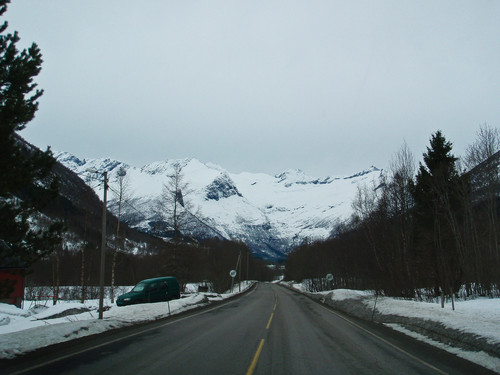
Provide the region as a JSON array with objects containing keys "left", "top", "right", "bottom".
[
  {"left": 27, "top": 236, "right": 276, "bottom": 299},
  {"left": 285, "top": 126, "right": 500, "bottom": 304}
]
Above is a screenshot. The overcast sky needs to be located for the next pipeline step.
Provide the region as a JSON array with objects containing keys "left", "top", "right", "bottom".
[{"left": 7, "top": 1, "right": 500, "bottom": 176}]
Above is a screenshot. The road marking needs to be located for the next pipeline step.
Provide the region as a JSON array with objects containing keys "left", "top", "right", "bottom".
[
  {"left": 246, "top": 292, "right": 278, "bottom": 375},
  {"left": 316, "top": 302, "right": 449, "bottom": 375},
  {"left": 266, "top": 313, "right": 274, "bottom": 329},
  {"left": 246, "top": 339, "right": 265, "bottom": 375}
]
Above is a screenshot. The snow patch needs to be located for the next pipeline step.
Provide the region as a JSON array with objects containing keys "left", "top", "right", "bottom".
[
  {"left": 286, "top": 283, "right": 500, "bottom": 373},
  {"left": 0, "top": 282, "right": 254, "bottom": 359}
]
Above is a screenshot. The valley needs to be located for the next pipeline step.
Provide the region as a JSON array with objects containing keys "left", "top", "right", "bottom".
[{"left": 55, "top": 152, "right": 382, "bottom": 259}]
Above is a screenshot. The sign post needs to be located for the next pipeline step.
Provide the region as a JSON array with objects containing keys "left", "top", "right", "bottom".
[
  {"left": 326, "top": 273, "right": 333, "bottom": 290},
  {"left": 230, "top": 269, "right": 237, "bottom": 293}
]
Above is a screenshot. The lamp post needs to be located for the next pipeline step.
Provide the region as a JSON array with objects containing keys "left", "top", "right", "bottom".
[{"left": 87, "top": 169, "right": 108, "bottom": 319}]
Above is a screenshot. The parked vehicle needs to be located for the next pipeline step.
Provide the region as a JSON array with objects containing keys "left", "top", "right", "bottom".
[{"left": 116, "top": 277, "right": 180, "bottom": 306}]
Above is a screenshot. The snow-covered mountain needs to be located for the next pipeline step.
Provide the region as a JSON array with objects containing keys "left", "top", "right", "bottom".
[{"left": 54, "top": 152, "right": 383, "bottom": 260}]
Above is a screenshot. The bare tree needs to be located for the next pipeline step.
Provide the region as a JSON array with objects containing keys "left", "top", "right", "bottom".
[
  {"left": 352, "top": 182, "right": 384, "bottom": 273},
  {"left": 154, "top": 161, "right": 202, "bottom": 280},
  {"left": 110, "top": 167, "right": 130, "bottom": 303},
  {"left": 464, "top": 124, "right": 500, "bottom": 172},
  {"left": 157, "top": 161, "right": 196, "bottom": 243},
  {"left": 464, "top": 124, "right": 500, "bottom": 289},
  {"left": 388, "top": 142, "right": 415, "bottom": 218},
  {"left": 385, "top": 142, "right": 416, "bottom": 292}
]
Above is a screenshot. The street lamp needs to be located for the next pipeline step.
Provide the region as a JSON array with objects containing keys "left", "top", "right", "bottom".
[{"left": 87, "top": 169, "right": 108, "bottom": 319}]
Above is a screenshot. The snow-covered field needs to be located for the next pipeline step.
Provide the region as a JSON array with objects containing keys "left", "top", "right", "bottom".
[
  {"left": 288, "top": 282, "right": 500, "bottom": 373},
  {"left": 0, "top": 281, "right": 253, "bottom": 360}
]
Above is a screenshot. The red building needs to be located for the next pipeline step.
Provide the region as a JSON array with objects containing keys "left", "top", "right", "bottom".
[{"left": 0, "top": 267, "right": 26, "bottom": 308}]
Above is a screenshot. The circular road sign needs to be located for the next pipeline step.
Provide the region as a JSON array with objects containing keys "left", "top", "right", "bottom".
[
  {"left": 326, "top": 273, "right": 334, "bottom": 281},
  {"left": 229, "top": 270, "right": 237, "bottom": 278}
]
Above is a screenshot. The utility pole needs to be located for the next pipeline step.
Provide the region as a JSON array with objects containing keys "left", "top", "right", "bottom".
[
  {"left": 238, "top": 250, "right": 242, "bottom": 292},
  {"left": 234, "top": 252, "right": 241, "bottom": 293},
  {"left": 86, "top": 169, "right": 108, "bottom": 320},
  {"left": 99, "top": 171, "right": 108, "bottom": 320}
]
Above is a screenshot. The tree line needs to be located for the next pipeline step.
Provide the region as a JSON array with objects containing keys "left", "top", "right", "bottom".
[
  {"left": 285, "top": 127, "right": 500, "bottom": 304},
  {"left": 28, "top": 238, "right": 276, "bottom": 299}
]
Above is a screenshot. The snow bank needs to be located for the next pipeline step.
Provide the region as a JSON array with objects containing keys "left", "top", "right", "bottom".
[
  {"left": 0, "top": 282, "right": 254, "bottom": 359},
  {"left": 285, "top": 283, "right": 500, "bottom": 373},
  {"left": 371, "top": 296, "right": 500, "bottom": 346}
]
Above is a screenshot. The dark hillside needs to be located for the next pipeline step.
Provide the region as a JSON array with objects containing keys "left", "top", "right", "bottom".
[{"left": 16, "top": 136, "right": 276, "bottom": 291}]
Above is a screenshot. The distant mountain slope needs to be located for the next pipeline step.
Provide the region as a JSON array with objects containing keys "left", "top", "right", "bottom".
[
  {"left": 54, "top": 152, "right": 383, "bottom": 259},
  {"left": 13, "top": 137, "right": 167, "bottom": 261}
]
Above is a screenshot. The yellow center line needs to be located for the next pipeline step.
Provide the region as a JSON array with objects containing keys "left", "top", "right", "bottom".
[
  {"left": 246, "top": 294, "right": 278, "bottom": 375},
  {"left": 246, "top": 339, "right": 265, "bottom": 375},
  {"left": 266, "top": 312, "right": 274, "bottom": 330}
]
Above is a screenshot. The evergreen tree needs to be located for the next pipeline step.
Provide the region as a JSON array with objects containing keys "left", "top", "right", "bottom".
[
  {"left": 0, "top": 0, "right": 63, "bottom": 273},
  {"left": 412, "top": 131, "right": 463, "bottom": 305}
]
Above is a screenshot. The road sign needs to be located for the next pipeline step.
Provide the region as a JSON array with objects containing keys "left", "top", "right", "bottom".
[
  {"left": 230, "top": 270, "right": 237, "bottom": 278},
  {"left": 326, "top": 273, "right": 333, "bottom": 281}
]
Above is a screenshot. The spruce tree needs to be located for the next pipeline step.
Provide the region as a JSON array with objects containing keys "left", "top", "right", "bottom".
[
  {"left": 412, "top": 130, "right": 463, "bottom": 305},
  {"left": 0, "top": 0, "right": 63, "bottom": 274}
]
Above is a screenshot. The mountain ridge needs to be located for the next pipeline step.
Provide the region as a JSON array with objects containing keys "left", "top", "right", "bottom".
[{"left": 54, "top": 151, "right": 383, "bottom": 260}]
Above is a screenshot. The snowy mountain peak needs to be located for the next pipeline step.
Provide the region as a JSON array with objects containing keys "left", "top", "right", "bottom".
[
  {"left": 275, "top": 168, "right": 335, "bottom": 187},
  {"left": 53, "top": 152, "right": 132, "bottom": 178},
  {"left": 205, "top": 174, "right": 242, "bottom": 201},
  {"left": 140, "top": 158, "right": 215, "bottom": 177},
  {"left": 53, "top": 151, "right": 86, "bottom": 169},
  {"left": 140, "top": 159, "right": 186, "bottom": 175},
  {"left": 275, "top": 169, "right": 307, "bottom": 183},
  {"left": 94, "top": 158, "right": 127, "bottom": 173},
  {"left": 55, "top": 152, "right": 383, "bottom": 259},
  {"left": 344, "top": 166, "right": 381, "bottom": 180}
]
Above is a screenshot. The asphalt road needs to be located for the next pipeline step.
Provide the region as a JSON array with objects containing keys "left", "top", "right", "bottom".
[{"left": 2, "top": 283, "right": 495, "bottom": 375}]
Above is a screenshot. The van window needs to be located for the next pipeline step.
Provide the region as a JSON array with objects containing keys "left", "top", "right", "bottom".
[{"left": 132, "top": 282, "right": 147, "bottom": 292}]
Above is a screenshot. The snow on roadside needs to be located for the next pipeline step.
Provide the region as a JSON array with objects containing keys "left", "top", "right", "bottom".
[
  {"left": 386, "top": 323, "right": 500, "bottom": 374},
  {"left": 368, "top": 295, "right": 500, "bottom": 346},
  {"left": 0, "top": 282, "right": 253, "bottom": 359},
  {"left": 366, "top": 294, "right": 500, "bottom": 374}
]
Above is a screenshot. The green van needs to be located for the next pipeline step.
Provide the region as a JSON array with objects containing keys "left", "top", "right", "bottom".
[{"left": 116, "top": 277, "right": 180, "bottom": 306}]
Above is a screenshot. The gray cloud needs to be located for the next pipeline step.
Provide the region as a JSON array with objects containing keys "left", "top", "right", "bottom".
[{"left": 9, "top": 0, "right": 500, "bottom": 175}]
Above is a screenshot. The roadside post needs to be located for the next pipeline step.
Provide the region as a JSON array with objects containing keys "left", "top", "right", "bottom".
[
  {"left": 326, "top": 273, "right": 333, "bottom": 290},
  {"left": 166, "top": 290, "right": 171, "bottom": 315},
  {"left": 230, "top": 269, "right": 237, "bottom": 293}
]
